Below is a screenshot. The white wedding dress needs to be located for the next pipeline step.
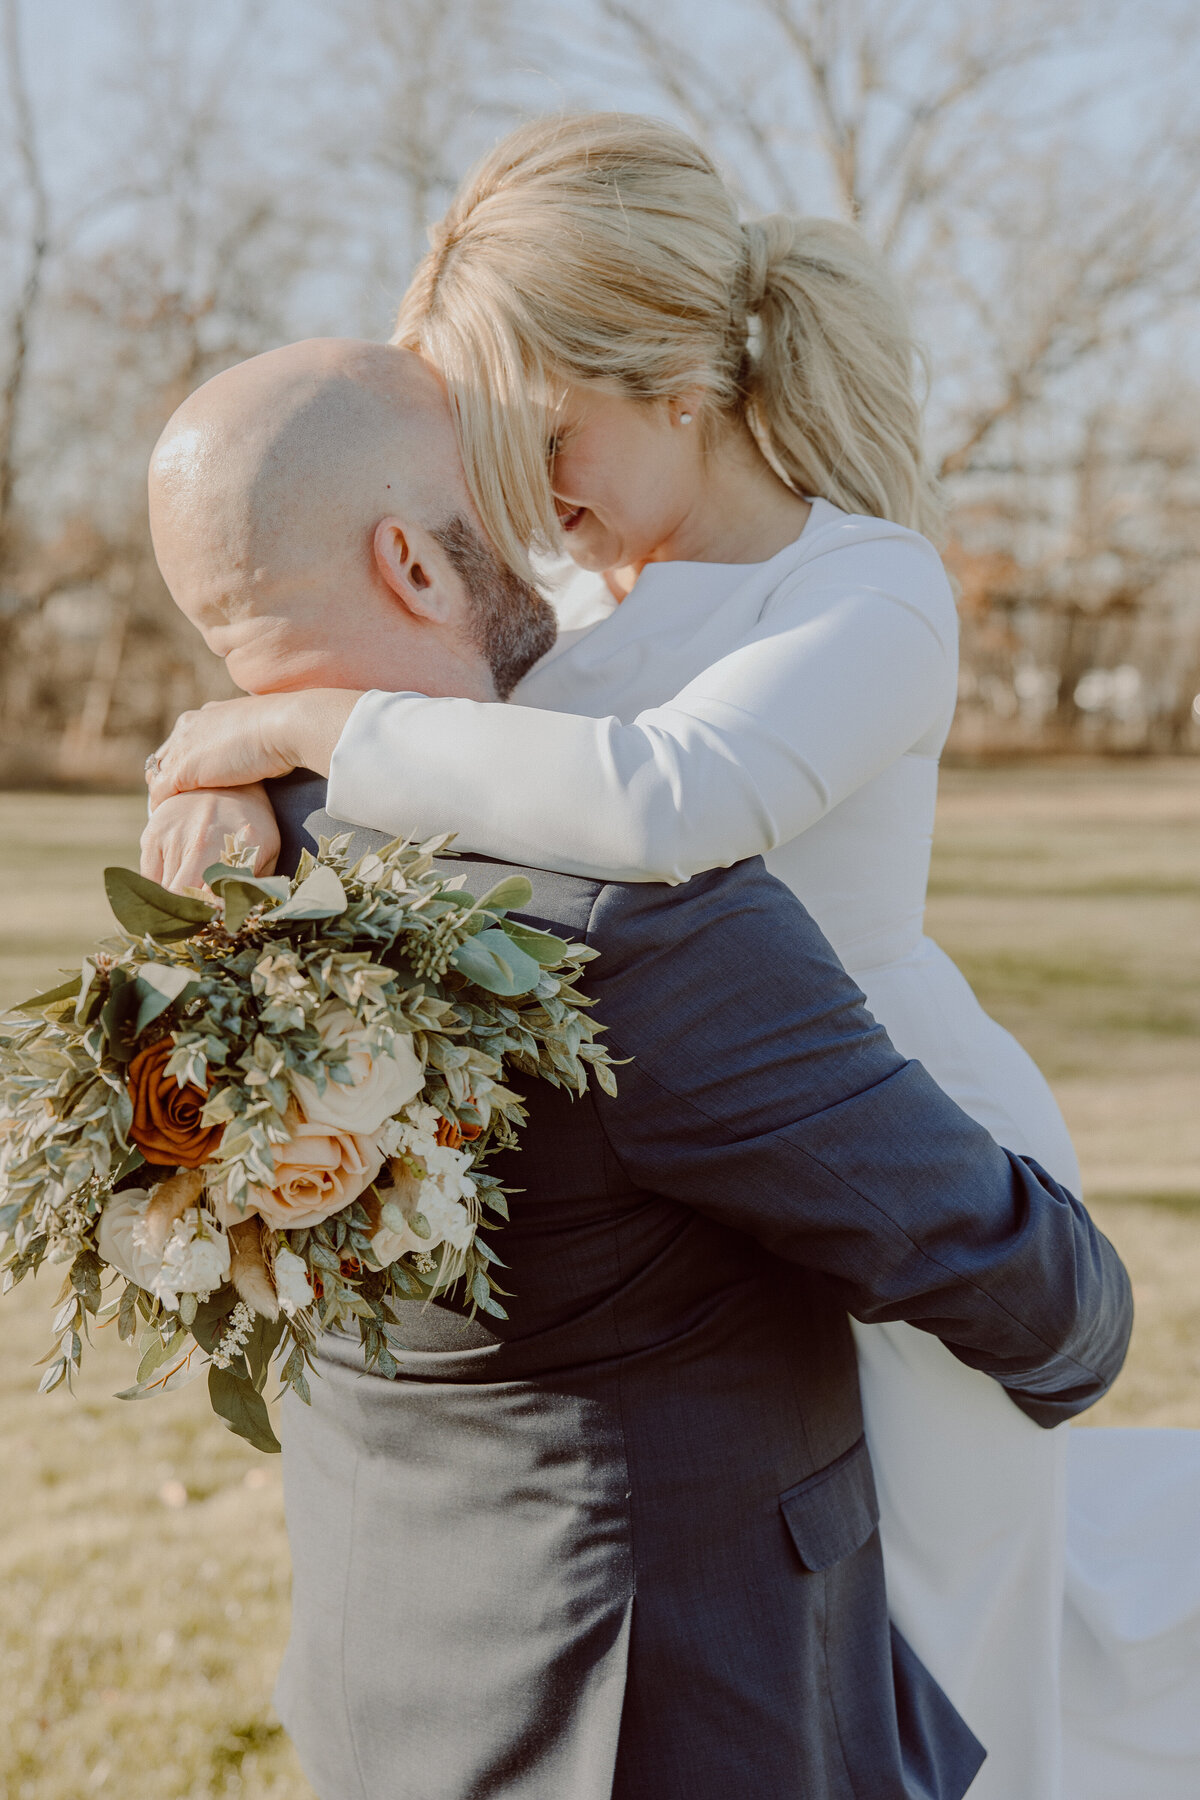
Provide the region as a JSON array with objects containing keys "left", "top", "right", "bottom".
[{"left": 327, "top": 499, "right": 1200, "bottom": 1798}]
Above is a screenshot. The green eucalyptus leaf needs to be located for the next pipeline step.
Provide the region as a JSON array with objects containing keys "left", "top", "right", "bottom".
[
  {"left": 74, "top": 959, "right": 105, "bottom": 1027},
  {"left": 111, "top": 1144, "right": 146, "bottom": 1185},
  {"left": 500, "top": 921, "right": 571, "bottom": 966},
  {"left": 451, "top": 927, "right": 541, "bottom": 997},
  {"left": 188, "top": 1285, "right": 239, "bottom": 1355},
  {"left": 203, "top": 864, "right": 291, "bottom": 900},
  {"left": 241, "top": 1311, "right": 286, "bottom": 1393},
  {"left": 136, "top": 1327, "right": 188, "bottom": 1385},
  {"left": 11, "top": 973, "right": 83, "bottom": 1015},
  {"left": 133, "top": 964, "right": 198, "bottom": 1036},
  {"left": 104, "top": 867, "right": 215, "bottom": 941},
  {"left": 100, "top": 969, "right": 143, "bottom": 1063},
  {"left": 473, "top": 876, "right": 534, "bottom": 917},
  {"left": 203, "top": 866, "right": 291, "bottom": 934},
  {"left": 117, "top": 1283, "right": 140, "bottom": 1343},
  {"left": 266, "top": 864, "right": 348, "bottom": 922},
  {"left": 208, "top": 1364, "right": 281, "bottom": 1454}
]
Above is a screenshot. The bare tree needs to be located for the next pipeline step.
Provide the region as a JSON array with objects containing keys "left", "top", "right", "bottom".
[
  {"left": 4, "top": 0, "right": 1197, "bottom": 773},
  {"left": 315, "top": 0, "right": 526, "bottom": 329},
  {"left": 0, "top": 0, "right": 49, "bottom": 575},
  {"left": 580, "top": 0, "right": 1200, "bottom": 484}
]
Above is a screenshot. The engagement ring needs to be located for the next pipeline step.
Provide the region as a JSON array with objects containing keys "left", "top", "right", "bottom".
[{"left": 144, "top": 752, "right": 160, "bottom": 775}]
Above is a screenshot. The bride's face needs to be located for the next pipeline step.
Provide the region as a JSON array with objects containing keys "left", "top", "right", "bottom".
[{"left": 547, "top": 381, "right": 703, "bottom": 572}]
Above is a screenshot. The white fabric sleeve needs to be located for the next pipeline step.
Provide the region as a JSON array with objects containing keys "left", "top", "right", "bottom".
[{"left": 327, "top": 557, "right": 956, "bottom": 885}]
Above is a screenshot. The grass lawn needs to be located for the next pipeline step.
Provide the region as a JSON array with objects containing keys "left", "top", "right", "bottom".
[{"left": 1, "top": 766, "right": 1198, "bottom": 1796}]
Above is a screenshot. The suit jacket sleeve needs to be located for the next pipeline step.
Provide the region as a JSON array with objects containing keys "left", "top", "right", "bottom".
[{"left": 583, "top": 863, "right": 1132, "bottom": 1427}]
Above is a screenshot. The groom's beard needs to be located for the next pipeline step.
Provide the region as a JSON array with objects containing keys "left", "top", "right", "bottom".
[{"left": 431, "top": 514, "right": 557, "bottom": 700}]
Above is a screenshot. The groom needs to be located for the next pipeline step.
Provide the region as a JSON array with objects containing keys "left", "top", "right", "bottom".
[{"left": 144, "top": 341, "right": 1132, "bottom": 1800}]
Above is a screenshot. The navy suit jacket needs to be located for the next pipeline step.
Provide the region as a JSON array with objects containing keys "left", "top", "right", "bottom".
[{"left": 269, "top": 773, "right": 1131, "bottom": 1800}]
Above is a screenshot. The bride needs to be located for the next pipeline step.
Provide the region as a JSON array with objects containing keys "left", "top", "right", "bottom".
[{"left": 144, "top": 113, "right": 1199, "bottom": 1797}]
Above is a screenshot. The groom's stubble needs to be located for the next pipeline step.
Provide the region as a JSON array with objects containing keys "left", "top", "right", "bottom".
[{"left": 430, "top": 513, "right": 556, "bottom": 700}]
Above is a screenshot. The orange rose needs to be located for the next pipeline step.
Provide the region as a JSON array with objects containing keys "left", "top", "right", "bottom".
[
  {"left": 436, "top": 1111, "right": 482, "bottom": 1150},
  {"left": 127, "top": 1038, "right": 223, "bottom": 1168}
]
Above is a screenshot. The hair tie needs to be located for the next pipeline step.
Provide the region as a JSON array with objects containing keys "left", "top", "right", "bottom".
[{"left": 742, "top": 214, "right": 802, "bottom": 315}]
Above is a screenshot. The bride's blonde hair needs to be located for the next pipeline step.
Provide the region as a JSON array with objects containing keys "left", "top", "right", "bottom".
[{"left": 394, "top": 112, "right": 941, "bottom": 581}]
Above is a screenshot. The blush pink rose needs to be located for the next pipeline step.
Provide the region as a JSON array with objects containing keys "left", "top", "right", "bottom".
[{"left": 246, "top": 1107, "right": 384, "bottom": 1230}]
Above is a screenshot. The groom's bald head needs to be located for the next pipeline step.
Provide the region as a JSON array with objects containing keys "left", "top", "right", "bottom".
[{"left": 149, "top": 339, "right": 555, "bottom": 699}]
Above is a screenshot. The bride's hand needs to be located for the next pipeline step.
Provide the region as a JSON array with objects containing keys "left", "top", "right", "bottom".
[
  {"left": 140, "top": 785, "right": 282, "bottom": 895},
  {"left": 145, "top": 690, "right": 363, "bottom": 808}
]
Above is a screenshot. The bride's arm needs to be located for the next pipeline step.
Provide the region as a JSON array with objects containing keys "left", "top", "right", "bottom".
[{"left": 327, "top": 543, "right": 957, "bottom": 882}]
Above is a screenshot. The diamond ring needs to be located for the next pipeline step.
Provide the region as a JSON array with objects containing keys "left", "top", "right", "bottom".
[{"left": 144, "top": 752, "right": 160, "bottom": 775}]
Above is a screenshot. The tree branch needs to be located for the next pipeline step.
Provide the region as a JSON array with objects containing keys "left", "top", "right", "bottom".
[{"left": 0, "top": 0, "right": 50, "bottom": 559}]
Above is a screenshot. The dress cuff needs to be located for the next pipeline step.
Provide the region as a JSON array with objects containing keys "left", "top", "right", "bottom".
[{"left": 326, "top": 690, "right": 425, "bottom": 831}]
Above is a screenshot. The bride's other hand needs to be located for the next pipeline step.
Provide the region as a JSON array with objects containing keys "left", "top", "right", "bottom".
[
  {"left": 145, "top": 690, "right": 362, "bottom": 807},
  {"left": 140, "top": 785, "right": 281, "bottom": 895}
]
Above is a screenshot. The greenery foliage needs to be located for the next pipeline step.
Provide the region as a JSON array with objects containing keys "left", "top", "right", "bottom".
[{"left": 0, "top": 831, "right": 615, "bottom": 1452}]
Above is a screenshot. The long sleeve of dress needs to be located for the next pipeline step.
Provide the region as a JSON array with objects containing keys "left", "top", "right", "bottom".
[{"left": 326, "top": 530, "right": 957, "bottom": 884}]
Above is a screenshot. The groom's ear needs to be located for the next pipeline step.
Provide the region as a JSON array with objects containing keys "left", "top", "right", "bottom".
[{"left": 372, "top": 517, "right": 457, "bottom": 623}]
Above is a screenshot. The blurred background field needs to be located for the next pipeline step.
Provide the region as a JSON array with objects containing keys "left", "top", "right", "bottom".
[
  {"left": 0, "top": 788, "right": 315, "bottom": 1796},
  {"left": 926, "top": 761, "right": 1200, "bottom": 1430},
  {"left": 1, "top": 762, "right": 1197, "bottom": 1797}
]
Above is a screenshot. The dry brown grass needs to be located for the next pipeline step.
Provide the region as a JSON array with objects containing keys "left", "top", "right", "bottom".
[
  {"left": 1, "top": 768, "right": 1197, "bottom": 1793},
  {"left": 926, "top": 760, "right": 1200, "bottom": 1428},
  {"left": 0, "top": 794, "right": 312, "bottom": 1799}
]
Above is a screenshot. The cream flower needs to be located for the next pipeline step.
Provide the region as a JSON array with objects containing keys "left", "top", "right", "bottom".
[
  {"left": 273, "top": 1244, "right": 315, "bottom": 1316},
  {"left": 97, "top": 1188, "right": 160, "bottom": 1288},
  {"left": 152, "top": 1209, "right": 231, "bottom": 1310},
  {"left": 290, "top": 1003, "right": 424, "bottom": 1137},
  {"left": 420, "top": 1184, "right": 475, "bottom": 1251},
  {"left": 370, "top": 1198, "right": 430, "bottom": 1268},
  {"left": 98, "top": 1188, "right": 231, "bottom": 1308},
  {"left": 370, "top": 1184, "right": 475, "bottom": 1269},
  {"left": 247, "top": 1106, "right": 383, "bottom": 1230},
  {"left": 369, "top": 1106, "right": 477, "bottom": 1269}
]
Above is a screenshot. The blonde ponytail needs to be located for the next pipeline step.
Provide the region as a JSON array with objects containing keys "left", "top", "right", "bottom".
[
  {"left": 743, "top": 215, "right": 940, "bottom": 538},
  {"left": 395, "top": 114, "right": 942, "bottom": 581}
]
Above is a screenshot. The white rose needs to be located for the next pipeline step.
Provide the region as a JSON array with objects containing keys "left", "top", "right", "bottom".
[
  {"left": 291, "top": 1003, "right": 424, "bottom": 1136},
  {"left": 273, "top": 1244, "right": 315, "bottom": 1316},
  {"left": 97, "top": 1189, "right": 162, "bottom": 1289},
  {"left": 153, "top": 1208, "right": 231, "bottom": 1310}
]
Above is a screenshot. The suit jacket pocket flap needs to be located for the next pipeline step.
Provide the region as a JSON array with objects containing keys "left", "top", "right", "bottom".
[{"left": 779, "top": 1436, "right": 879, "bottom": 1572}]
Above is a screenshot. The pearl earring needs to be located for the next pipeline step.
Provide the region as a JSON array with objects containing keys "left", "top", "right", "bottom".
[{"left": 678, "top": 412, "right": 694, "bottom": 424}]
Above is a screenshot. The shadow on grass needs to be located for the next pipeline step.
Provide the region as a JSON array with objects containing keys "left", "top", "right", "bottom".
[{"left": 210, "top": 1716, "right": 288, "bottom": 1778}]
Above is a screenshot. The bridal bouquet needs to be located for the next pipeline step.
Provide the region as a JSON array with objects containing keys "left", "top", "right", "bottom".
[{"left": 0, "top": 832, "right": 615, "bottom": 1452}]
